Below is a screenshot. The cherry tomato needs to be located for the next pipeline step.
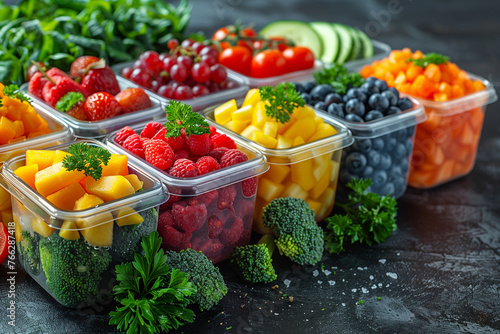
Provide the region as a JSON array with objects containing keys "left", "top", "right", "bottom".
[
  {"left": 0, "top": 223, "right": 9, "bottom": 265},
  {"left": 250, "top": 49, "right": 287, "bottom": 78},
  {"left": 212, "top": 26, "right": 257, "bottom": 51},
  {"left": 253, "top": 37, "right": 290, "bottom": 52},
  {"left": 218, "top": 46, "right": 252, "bottom": 75},
  {"left": 282, "top": 46, "right": 315, "bottom": 72}
]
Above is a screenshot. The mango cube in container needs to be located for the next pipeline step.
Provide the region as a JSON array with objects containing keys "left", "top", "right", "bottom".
[
  {"left": 203, "top": 96, "right": 353, "bottom": 234},
  {"left": 0, "top": 140, "right": 168, "bottom": 308},
  {"left": 106, "top": 125, "right": 268, "bottom": 263},
  {"left": 408, "top": 73, "right": 497, "bottom": 188}
]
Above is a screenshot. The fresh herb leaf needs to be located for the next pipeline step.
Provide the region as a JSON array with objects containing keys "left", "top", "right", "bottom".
[
  {"left": 259, "top": 82, "right": 305, "bottom": 124},
  {"left": 313, "top": 64, "right": 365, "bottom": 95},
  {"left": 324, "top": 178, "right": 397, "bottom": 254},
  {"left": 358, "top": 300, "right": 364, "bottom": 305},
  {"left": 62, "top": 143, "right": 111, "bottom": 180},
  {"left": 55, "top": 92, "right": 85, "bottom": 112},
  {"left": 406, "top": 52, "right": 450, "bottom": 68},
  {"left": 164, "top": 101, "right": 210, "bottom": 137},
  {"left": 109, "top": 232, "right": 197, "bottom": 334},
  {"left": 1, "top": 84, "right": 32, "bottom": 104}
]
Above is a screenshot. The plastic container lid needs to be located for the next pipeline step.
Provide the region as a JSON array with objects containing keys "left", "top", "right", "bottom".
[
  {"left": 20, "top": 77, "right": 165, "bottom": 138},
  {"left": 113, "top": 62, "right": 250, "bottom": 112},
  {"left": 0, "top": 139, "right": 168, "bottom": 230},
  {"left": 0, "top": 100, "right": 74, "bottom": 164},
  {"left": 105, "top": 123, "right": 269, "bottom": 196}
]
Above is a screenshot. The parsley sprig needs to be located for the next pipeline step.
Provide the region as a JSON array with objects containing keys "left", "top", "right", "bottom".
[
  {"left": 164, "top": 101, "right": 210, "bottom": 138},
  {"left": 0, "top": 84, "right": 32, "bottom": 107},
  {"left": 55, "top": 92, "right": 85, "bottom": 112},
  {"left": 313, "top": 64, "right": 365, "bottom": 95},
  {"left": 406, "top": 52, "right": 450, "bottom": 68},
  {"left": 324, "top": 178, "right": 397, "bottom": 254},
  {"left": 61, "top": 143, "right": 111, "bottom": 180},
  {"left": 259, "top": 82, "right": 305, "bottom": 124},
  {"left": 109, "top": 232, "right": 197, "bottom": 334}
]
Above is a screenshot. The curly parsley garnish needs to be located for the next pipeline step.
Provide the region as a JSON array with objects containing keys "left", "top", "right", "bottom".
[
  {"left": 406, "top": 52, "right": 450, "bottom": 68},
  {"left": 164, "top": 101, "right": 210, "bottom": 138},
  {"left": 0, "top": 84, "right": 31, "bottom": 107},
  {"left": 313, "top": 64, "right": 365, "bottom": 95},
  {"left": 55, "top": 92, "right": 85, "bottom": 112},
  {"left": 259, "top": 82, "right": 305, "bottom": 124},
  {"left": 61, "top": 143, "right": 111, "bottom": 180}
]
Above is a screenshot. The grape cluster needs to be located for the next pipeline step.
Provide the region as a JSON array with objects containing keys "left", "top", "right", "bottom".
[{"left": 122, "top": 39, "right": 237, "bottom": 100}]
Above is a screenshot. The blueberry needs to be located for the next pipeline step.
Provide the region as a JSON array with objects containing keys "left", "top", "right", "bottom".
[
  {"left": 381, "top": 90, "right": 398, "bottom": 106},
  {"left": 345, "top": 99, "right": 365, "bottom": 117},
  {"left": 392, "top": 142, "right": 407, "bottom": 161},
  {"left": 314, "top": 101, "right": 326, "bottom": 111},
  {"left": 385, "top": 106, "right": 401, "bottom": 116},
  {"left": 340, "top": 170, "right": 357, "bottom": 183},
  {"left": 374, "top": 79, "right": 388, "bottom": 92},
  {"left": 310, "top": 84, "right": 334, "bottom": 101},
  {"left": 379, "top": 182, "right": 395, "bottom": 196},
  {"left": 343, "top": 94, "right": 350, "bottom": 103},
  {"left": 389, "top": 164, "right": 403, "bottom": 178},
  {"left": 324, "top": 93, "right": 343, "bottom": 106},
  {"left": 301, "top": 93, "right": 311, "bottom": 104},
  {"left": 400, "top": 158, "right": 409, "bottom": 174},
  {"left": 360, "top": 82, "right": 380, "bottom": 95},
  {"left": 394, "top": 128, "right": 407, "bottom": 141},
  {"left": 379, "top": 153, "right": 392, "bottom": 170},
  {"left": 368, "top": 93, "right": 390, "bottom": 112},
  {"left": 302, "top": 81, "right": 316, "bottom": 94},
  {"left": 388, "top": 87, "right": 399, "bottom": 99},
  {"left": 293, "top": 82, "right": 305, "bottom": 94},
  {"left": 365, "top": 76, "right": 378, "bottom": 84},
  {"left": 352, "top": 139, "right": 372, "bottom": 153},
  {"left": 371, "top": 138, "right": 384, "bottom": 151},
  {"left": 363, "top": 166, "right": 374, "bottom": 177},
  {"left": 393, "top": 176, "right": 407, "bottom": 197},
  {"left": 371, "top": 170, "right": 388, "bottom": 188},
  {"left": 367, "top": 149, "right": 381, "bottom": 167},
  {"left": 364, "top": 110, "right": 384, "bottom": 122},
  {"left": 397, "top": 97, "right": 413, "bottom": 111},
  {"left": 345, "top": 113, "right": 363, "bottom": 122},
  {"left": 407, "top": 126, "right": 415, "bottom": 137},
  {"left": 327, "top": 103, "right": 344, "bottom": 118},
  {"left": 405, "top": 138, "right": 414, "bottom": 156},
  {"left": 346, "top": 88, "right": 367, "bottom": 103},
  {"left": 384, "top": 136, "right": 397, "bottom": 152},
  {"left": 345, "top": 152, "right": 367, "bottom": 174}
]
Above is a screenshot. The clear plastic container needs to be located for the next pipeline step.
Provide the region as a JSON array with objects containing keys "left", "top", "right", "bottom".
[
  {"left": 342, "top": 40, "right": 392, "bottom": 71},
  {"left": 113, "top": 62, "right": 249, "bottom": 112},
  {"left": 105, "top": 125, "right": 268, "bottom": 263},
  {"left": 0, "top": 139, "right": 168, "bottom": 308},
  {"left": 327, "top": 96, "right": 426, "bottom": 199},
  {"left": 203, "top": 100, "right": 353, "bottom": 234},
  {"left": 408, "top": 73, "right": 497, "bottom": 188},
  {"left": 20, "top": 77, "right": 164, "bottom": 139}
]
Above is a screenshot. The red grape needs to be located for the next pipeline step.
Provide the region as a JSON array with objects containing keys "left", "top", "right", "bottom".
[
  {"left": 201, "top": 55, "right": 217, "bottom": 67},
  {"left": 121, "top": 66, "right": 133, "bottom": 79},
  {"left": 191, "top": 62, "right": 210, "bottom": 83},
  {"left": 191, "top": 42, "right": 205, "bottom": 54},
  {"left": 170, "top": 64, "right": 189, "bottom": 82},
  {"left": 200, "top": 46, "right": 219, "bottom": 59},
  {"left": 175, "top": 85, "right": 194, "bottom": 99},
  {"left": 130, "top": 68, "right": 152, "bottom": 87},
  {"left": 177, "top": 55, "right": 193, "bottom": 70},
  {"left": 141, "top": 51, "right": 161, "bottom": 73},
  {"left": 209, "top": 64, "right": 227, "bottom": 84},
  {"left": 163, "top": 56, "right": 177, "bottom": 72},
  {"left": 192, "top": 84, "right": 210, "bottom": 97},
  {"left": 181, "top": 39, "right": 195, "bottom": 48},
  {"left": 159, "top": 53, "right": 169, "bottom": 62},
  {"left": 158, "top": 85, "right": 175, "bottom": 98}
]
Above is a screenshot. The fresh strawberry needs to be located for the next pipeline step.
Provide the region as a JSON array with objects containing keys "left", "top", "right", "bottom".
[
  {"left": 196, "top": 156, "right": 221, "bottom": 175},
  {"left": 165, "top": 134, "right": 185, "bottom": 151},
  {"left": 84, "top": 92, "right": 123, "bottom": 121},
  {"left": 144, "top": 139, "right": 174, "bottom": 170},
  {"left": 157, "top": 210, "right": 191, "bottom": 251},
  {"left": 122, "top": 133, "right": 145, "bottom": 158},
  {"left": 140, "top": 122, "right": 164, "bottom": 139},
  {"left": 81, "top": 66, "right": 120, "bottom": 96},
  {"left": 241, "top": 177, "right": 257, "bottom": 197},
  {"left": 28, "top": 72, "right": 48, "bottom": 100},
  {"left": 173, "top": 149, "right": 190, "bottom": 161},
  {"left": 114, "top": 126, "right": 136, "bottom": 145},
  {"left": 220, "top": 149, "right": 248, "bottom": 168},
  {"left": 217, "top": 185, "right": 237, "bottom": 212},
  {"left": 210, "top": 132, "right": 237, "bottom": 150},
  {"left": 159, "top": 194, "right": 181, "bottom": 212},
  {"left": 42, "top": 76, "right": 86, "bottom": 108},
  {"left": 208, "top": 147, "right": 230, "bottom": 162},
  {"left": 188, "top": 190, "right": 218, "bottom": 207},
  {"left": 219, "top": 217, "right": 243, "bottom": 245},
  {"left": 54, "top": 92, "right": 88, "bottom": 121},
  {"left": 70, "top": 56, "right": 100, "bottom": 78},
  {"left": 208, "top": 215, "right": 224, "bottom": 239},
  {"left": 186, "top": 133, "right": 210, "bottom": 156},
  {"left": 168, "top": 158, "right": 198, "bottom": 178},
  {"left": 115, "top": 88, "right": 153, "bottom": 113},
  {"left": 46, "top": 67, "right": 70, "bottom": 80},
  {"left": 172, "top": 202, "right": 207, "bottom": 233}
]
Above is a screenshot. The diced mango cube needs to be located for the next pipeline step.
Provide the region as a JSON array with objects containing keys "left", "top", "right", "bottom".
[
  {"left": 292, "top": 136, "right": 305, "bottom": 146},
  {"left": 13, "top": 120, "right": 24, "bottom": 137},
  {"left": 252, "top": 131, "right": 277, "bottom": 148},
  {"left": 46, "top": 182, "right": 87, "bottom": 211},
  {"left": 26, "top": 150, "right": 57, "bottom": 170},
  {"left": 34, "top": 162, "right": 86, "bottom": 197},
  {"left": 305, "top": 198, "right": 322, "bottom": 215},
  {"left": 283, "top": 117, "right": 316, "bottom": 142},
  {"left": 53, "top": 150, "right": 71, "bottom": 164},
  {"left": 30, "top": 216, "right": 55, "bottom": 237},
  {"left": 231, "top": 104, "right": 253, "bottom": 122},
  {"left": 257, "top": 177, "right": 284, "bottom": 203},
  {"left": 263, "top": 121, "right": 279, "bottom": 138},
  {"left": 316, "top": 187, "right": 336, "bottom": 221},
  {"left": 115, "top": 207, "right": 144, "bottom": 226},
  {"left": 296, "top": 105, "right": 316, "bottom": 119},
  {"left": 14, "top": 163, "right": 39, "bottom": 188},
  {"left": 252, "top": 101, "right": 272, "bottom": 128},
  {"left": 313, "top": 160, "right": 330, "bottom": 182},
  {"left": 241, "top": 89, "right": 261, "bottom": 109},
  {"left": 85, "top": 175, "right": 135, "bottom": 202},
  {"left": 308, "top": 123, "right": 337, "bottom": 142},
  {"left": 277, "top": 135, "right": 292, "bottom": 149},
  {"left": 214, "top": 99, "right": 237, "bottom": 124},
  {"left": 20, "top": 107, "right": 42, "bottom": 133},
  {"left": 74, "top": 193, "right": 113, "bottom": 247},
  {"left": 224, "top": 120, "right": 249, "bottom": 133},
  {"left": 265, "top": 164, "right": 290, "bottom": 184},
  {"left": 291, "top": 159, "right": 315, "bottom": 191},
  {"left": 0, "top": 116, "right": 17, "bottom": 145},
  {"left": 240, "top": 124, "right": 260, "bottom": 140},
  {"left": 102, "top": 154, "right": 129, "bottom": 176},
  {"left": 59, "top": 220, "right": 80, "bottom": 240},
  {"left": 309, "top": 169, "right": 330, "bottom": 199},
  {"left": 124, "top": 174, "right": 143, "bottom": 192},
  {"left": 280, "top": 181, "right": 308, "bottom": 200}
]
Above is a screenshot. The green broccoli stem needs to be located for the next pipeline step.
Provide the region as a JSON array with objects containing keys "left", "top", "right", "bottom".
[{"left": 257, "top": 234, "right": 276, "bottom": 257}]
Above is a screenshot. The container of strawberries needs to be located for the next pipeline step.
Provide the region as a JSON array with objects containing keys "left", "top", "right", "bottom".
[
  {"left": 21, "top": 56, "right": 164, "bottom": 138},
  {"left": 106, "top": 101, "right": 268, "bottom": 263}
]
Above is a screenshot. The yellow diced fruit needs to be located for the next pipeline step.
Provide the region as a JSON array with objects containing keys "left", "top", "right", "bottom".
[
  {"left": 102, "top": 154, "right": 129, "bottom": 176},
  {"left": 1, "top": 209, "right": 13, "bottom": 225},
  {"left": 30, "top": 216, "right": 55, "bottom": 237},
  {"left": 214, "top": 99, "right": 237, "bottom": 124},
  {"left": 6, "top": 103, "right": 22, "bottom": 120},
  {"left": 280, "top": 181, "right": 308, "bottom": 200},
  {"left": 21, "top": 107, "right": 42, "bottom": 133},
  {"left": 14, "top": 163, "right": 39, "bottom": 189},
  {"left": 309, "top": 169, "right": 330, "bottom": 199},
  {"left": 252, "top": 101, "right": 272, "bottom": 129},
  {"left": 316, "top": 187, "right": 336, "bottom": 221},
  {"left": 314, "top": 115, "right": 324, "bottom": 126},
  {"left": 124, "top": 174, "right": 143, "bottom": 192},
  {"left": 296, "top": 105, "right": 316, "bottom": 119},
  {"left": 85, "top": 175, "right": 135, "bottom": 202},
  {"left": 31, "top": 115, "right": 49, "bottom": 133},
  {"left": 257, "top": 177, "right": 284, "bottom": 203},
  {"left": 305, "top": 198, "right": 322, "bottom": 216},
  {"left": 277, "top": 135, "right": 292, "bottom": 149},
  {"left": 292, "top": 136, "right": 305, "bottom": 146},
  {"left": 59, "top": 220, "right": 80, "bottom": 240},
  {"left": 265, "top": 164, "right": 290, "bottom": 184},
  {"left": 27, "top": 130, "right": 50, "bottom": 138},
  {"left": 313, "top": 159, "right": 330, "bottom": 182},
  {"left": 313, "top": 152, "right": 330, "bottom": 166},
  {"left": 13, "top": 120, "right": 24, "bottom": 137},
  {"left": 34, "top": 162, "right": 86, "bottom": 197},
  {"left": 331, "top": 160, "right": 341, "bottom": 182},
  {"left": 241, "top": 88, "right": 261, "bottom": 109},
  {"left": 0, "top": 116, "right": 17, "bottom": 145},
  {"left": 26, "top": 150, "right": 57, "bottom": 170},
  {"left": 231, "top": 104, "right": 253, "bottom": 122},
  {"left": 308, "top": 123, "right": 337, "bottom": 142},
  {"left": 0, "top": 185, "right": 12, "bottom": 206},
  {"left": 253, "top": 131, "right": 277, "bottom": 148},
  {"left": 14, "top": 219, "right": 22, "bottom": 242},
  {"left": 240, "top": 124, "right": 260, "bottom": 140},
  {"left": 0, "top": 194, "right": 11, "bottom": 211},
  {"left": 53, "top": 150, "right": 71, "bottom": 164},
  {"left": 46, "top": 182, "right": 87, "bottom": 211},
  {"left": 224, "top": 120, "right": 249, "bottom": 133},
  {"left": 262, "top": 121, "right": 278, "bottom": 139},
  {"left": 115, "top": 207, "right": 144, "bottom": 227},
  {"left": 283, "top": 117, "right": 316, "bottom": 142},
  {"left": 7, "top": 136, "right": 26, "bottom": 144},
  {"left": 291, "top": 159, "right": 315, "bottom": 191},
  {"left": 74, "top": 194, "right": 113, "bottom": 247}
]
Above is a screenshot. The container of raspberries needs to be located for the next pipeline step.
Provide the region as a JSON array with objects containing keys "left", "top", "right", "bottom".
[
  {"left": 0, "top": 139, "right": 168, "bottom": 308},
  {"left": 115, "top": 38, "right": 249, "bottom": 112},
  {"left": 296, "top": 65, "right": 426, "bottom": 198},
  {"left": 106, "top": 102, "right": 268, "bottom": 263},
  {"left": 21, "top": 56, "right": 164, "bottom": 138}
]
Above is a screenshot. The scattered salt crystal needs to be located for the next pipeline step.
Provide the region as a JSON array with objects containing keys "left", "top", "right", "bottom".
[
  {"left": 397, "top": 253, "right": 400, "bottom": 256},
  {"left": 379, "top": 259, "right": 386, "bottom": 264},
  {"left": 342, "top": 279, "right": 345, "bottom": 282},
  {"left": 313, "top": 270, "right": 319, "bottom": 277},
  {"left": 284, "top": 279, "right": 291, "bottom": 288},
  {"left": 371, "top": 284, "right": 377, "bottom": 289},
  {"left": 364, "top": 267, "right": 367, "bottom": 270},
  {"left": 323, "top": 270, "right": 331, "bottom": 276},
  {"left": 305, "top": 319, "right": 309, "bottom": 322},
  {"left": 353, "top": 273, "right": 356, "bottom": 276},
  {"left": 386, "top": 272, "right": 398, "bottom": 279},
  {"left": 357, "top": 267, "right": 364, "bottom": 271},
  {"left": 369, "top": 275, "right": 374, "bottom": 280},
  {"left": 362, "top": 287, "right": 369, "bottom": 294},
  {"left": 378, "top": 283, "right": 382, "bottom": 287},
  {"left": 318, "top": 280, "right": 322, "bottom": 284},
  {"left": 328, "top": 280, "right": 335, "bottom": 286},
  {"left": 342, "top": 292, "right": 345, "bottom": 295},
  {"left": 341, "top": 303, "right": 346, "bottom": 307},
  {"left": 332, "top": 266, "right": 338, "bottom": 269},
  {"left": 351, "top": 288, "right": 357, "bottom": 293},
  {"left": 386, "top": 284, "right": 390, "bottom": 287},
  {"left": 275, "top": 313, "right": 279, "bottom": 316}
]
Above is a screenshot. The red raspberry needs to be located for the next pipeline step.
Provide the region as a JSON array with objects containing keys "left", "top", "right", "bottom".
[
  {"left": 115, "top": 126, "right": 136, "bottom": 145},
  {"left": 144, "top": 139, "right": 174, "bottom": 170},
  {"left": 160, "top": 194, "right": 181, "bottom": 212},
  {"left": 166, "top": 135, "right": 185, "bottom": 151},
  {"left": 234, "top": 197, "right": 255, "bottom": 220},
  {"left": 172, "top": 202, "right": 207, "bottom": 233},
  {"left": 208, "top": 215, "right": 223, "bottom": 239},
  {"left": 196, "top": 156, "right": 221, "bottom": 175},
  {"left": 220, "top": 149, "right": 248, "bottom": 168},
  {"left": 122, "top": 133, "right": 144, "bottom": 158},
  {"left": 219, "top": 217, "right": 243, "bottom": 245},
  {"left": 217, "top": 185, "right": 237, "bottom": 212},
  {"left": 208, "top": 147, "right": 229, "bottom": 163},
  {"left": 168, "top": 158, "right": 198, "bottom": 178},
  {"left": 209, "top": 125, "right": 217, "bottom": 136},
  {"left": 186, "top": 133, "right": 210, "bottom": 156},
  {"left": 210, "top": 132, "right": 237, "bottom": 150},
  {"left": 188, "top": 190, "right": 218, "bottom": 206},
  {"left": 173, "top": 149, "right": 190, "bottom": 162},
  {"left": 157, "top": 210, "right": 191, "bottom": 251},
  {"left": 241, "top": 177, "right": 257, "bottom": 197},
  {"left": 199, "top": 239, "right": 224, "bottom": 260},
  {"left": 151, "top": 127, "right": 167, "bottom": 141},
  {"left": 141, "top": 122, "right": 164, "bottom": 139}
]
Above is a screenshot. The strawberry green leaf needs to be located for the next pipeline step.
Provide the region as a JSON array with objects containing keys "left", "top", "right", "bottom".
[{"left": 55, "top": 92, "right": 85, "bottom": 112}]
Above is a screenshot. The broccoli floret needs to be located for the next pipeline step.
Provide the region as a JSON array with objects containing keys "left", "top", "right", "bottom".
[
  {"left": 112, "top": 207, "right": 158, "bottom": 261},
  {"left": 18, "top": 231, "right": 41, "bottom": 275},
  {"left": 230, "top": 234, "right": 277, "bottom": 284},
  {"left": 165, "top": 249, "right": 227, "bottom": 311},
  {"left": 263, "top": 197, "right": 324, "bottom": 266},
  {"left": 39, "top": 233, "right": 112, "bottom": 307}
]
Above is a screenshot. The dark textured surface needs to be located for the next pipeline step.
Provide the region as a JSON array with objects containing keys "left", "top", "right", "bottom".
[{"left": 1, "top": 0, "right": 500, "bottom": 333}]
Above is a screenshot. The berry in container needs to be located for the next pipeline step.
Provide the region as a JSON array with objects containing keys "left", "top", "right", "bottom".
[
  {"left": 106, "top": 105, "right": 268, "bottom": 263},
  {"left": 203, "top": 84, "right": 353, "bottom": 234},
  {"left": 0, "top": 140, "right": 168, "bottom": 308}
]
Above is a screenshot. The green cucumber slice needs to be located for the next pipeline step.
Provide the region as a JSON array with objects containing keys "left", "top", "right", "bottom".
[
  {"left": 357, "top": 29, "right": 374, "bottom": 59},
  {"left": 260, "top": 20, "right": 323, "bottom": 58},
  {"left": 330, "top": 23, "right": 353, "bottom": 64},
  {"left": 310, "top": 22, "right": 340, "bottom": 64}
]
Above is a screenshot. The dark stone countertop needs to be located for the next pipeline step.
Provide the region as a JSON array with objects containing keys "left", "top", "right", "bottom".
[{"left": 1, "top": 0, "right": 499, "bottom": 333}]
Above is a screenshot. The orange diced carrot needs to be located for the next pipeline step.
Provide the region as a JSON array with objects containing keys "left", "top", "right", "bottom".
[
  {"left": 433, "top": 92, "right": 448, "bottom": 102},
  {"left": 394, "top": 71, "right": 407, "bottom": 85},
  {"left": 424, "top": 64, "right": 441, "bottom": 83},
  {"left": 406, "top": 64, "right": 423, "bottom": 81},
  {"left": 451, "top": 83, "right": 465, "bottom": 98}
]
